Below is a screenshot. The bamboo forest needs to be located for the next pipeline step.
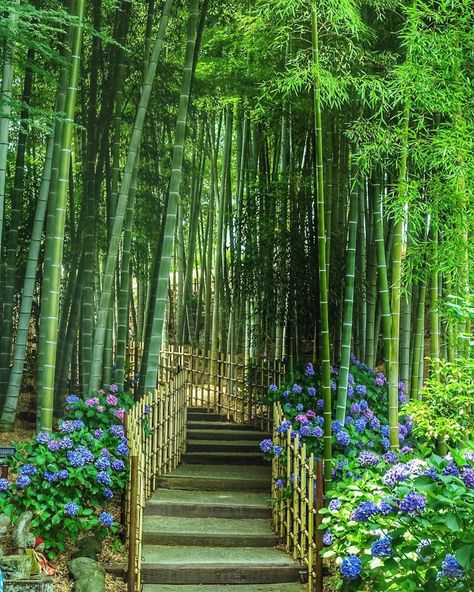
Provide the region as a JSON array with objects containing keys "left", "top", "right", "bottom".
[{"left": 0, "top": 0, "right": 472, "bottom": 591}]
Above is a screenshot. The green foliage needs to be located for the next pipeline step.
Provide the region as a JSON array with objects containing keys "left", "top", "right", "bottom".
[
  {"left": 324, "top": 449, "right": 474, "bottom": 591},
  {"left": 404, "top": 359, "right": 474, "bottom": 448},
  {"left": 0, "top": 387, "right": 133, "bottom": 557}
]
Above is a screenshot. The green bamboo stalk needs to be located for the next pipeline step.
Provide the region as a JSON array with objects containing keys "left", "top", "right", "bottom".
[
  {"left": 38, "top": 0, "right": 86, "bottom": 432},
  {"left": 88, "top": 0, "right": 175, "bottom": 392},
  {"left": 335, "top": 163, "right": 359, "bottom": 424},
  {"left": 312, "top": 4, "right": 332, "bottom": 486},
  {"left": 410, "top": 281, "right": 426, "bottom": 400},
  {"left": 430, "top": 227, "right": 440, "bottom": 374},
  {"left": 388, "top": 106, "right": 410, "bottom": 448}
]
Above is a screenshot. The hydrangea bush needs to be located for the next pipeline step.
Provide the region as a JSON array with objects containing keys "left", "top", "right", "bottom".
[
  {"left": 0, "top": 384, "right": 133, "bottom": 556},
  {"left": 261, "top": 358, "right": 474, "bottom": 590}
]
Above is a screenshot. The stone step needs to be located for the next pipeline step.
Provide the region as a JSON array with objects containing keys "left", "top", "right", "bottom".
[
  {"left": 187, "top": 428, "right": 271, "bottom": 441},
  {"left": 145, "top": 488, "right": 271, "bottom": 519},
  {"left": 187, "top": 412, "right": 229, "bottom": 422},
  {"left": 143, "top": 516, "right": 278, "bottom": 547},
  {"left": 187, "top": 439, "right": 261, "bottom": 453},
  {"left": 187, "top": 421, "right": 263, "bottom": 432},
  {"left": 156, "top": 464, "right": 271, "bottom": 492},
  {"left": 141, "top": 546, "right": 304, "bottom": 585},
  {"left": 183, "top": 452, "right": 267, "bottom": 465},
  {"left": 143, "top": 584, "right": 305, "bottom": 592}
]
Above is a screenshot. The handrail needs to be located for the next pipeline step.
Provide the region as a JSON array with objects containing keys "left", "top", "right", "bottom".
[
  {"left": 272, "top": 402, "right": 324, "bottom": 592},
  {"left": 125, "top": 369, "right": 188, "bottom": 592}
]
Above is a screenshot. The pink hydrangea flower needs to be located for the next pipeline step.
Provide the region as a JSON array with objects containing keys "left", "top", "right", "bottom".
[
  {"left": 97, "top": 389, "right": 105, "bottom": 395},
  {"left": 306, "top": 410, "right": 316, "bottom": 419},
  {"left": 295, "top": 414, "right": 308, "bottom": 424},
  {"left": 106, "top": 394, "right": 118, "bottom": 406},
  {"left": 114, "top": 408, "right": 125, "bottom": 422},
  {"left": 85, "top": 397, "right": 100, "bottom": 407},
  {"left": 97, "top": 405, "right": 104, "bottom": 413}
]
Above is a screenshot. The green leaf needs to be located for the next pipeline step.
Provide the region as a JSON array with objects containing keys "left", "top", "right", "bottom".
[
  {"left": 444, "top": 512, "right": 460, "bottom": 532},
  {"left": 455, "top": 545, "right": 473, "bottom": 569}
]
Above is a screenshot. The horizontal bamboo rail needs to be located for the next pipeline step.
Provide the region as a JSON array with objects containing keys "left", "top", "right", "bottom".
[{"left": 272, "top": 402, "right": 324, "bottom": 592}]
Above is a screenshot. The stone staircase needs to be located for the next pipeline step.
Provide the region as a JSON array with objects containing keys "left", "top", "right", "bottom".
[{"left": 141, "top": 408, "right": 305, "bottom": 592}]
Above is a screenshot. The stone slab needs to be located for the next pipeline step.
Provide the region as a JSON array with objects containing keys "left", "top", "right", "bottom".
[{"left": 5, "top": 576, "right": 53, "bottom": 592}]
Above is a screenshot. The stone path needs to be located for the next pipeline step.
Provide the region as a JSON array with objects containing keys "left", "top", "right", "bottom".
[{"left": 141, "top": 408, "right": 305, "bottom": 591}]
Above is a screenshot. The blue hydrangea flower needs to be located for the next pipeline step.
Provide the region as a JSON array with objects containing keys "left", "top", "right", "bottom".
[
  {"left": 381, "top": 437, "right": 390, "bottom": 451},
  {"left": 307, "top": 387, "right": 316, "bottom": 397},
  {"left": 292, "top": 384, "right": 302, "bottom": 394},
  {"left": 20, "top": 464, "right": 37, "bottom": 476},
  {"left": 117, "top": 443, "right": 129, "bottom": 456},
  {"left": 276, "top": 420, "right": 291, "bottom": 433},
  {"left": 58, "top": 470, "right": 69, "bottom": 480},
  {"left": 305, "top": 363, "right": 315, "bottom": 376},
  {"left": 96, "top": 457, "right": 111, "bottom": 471},
  {"left": 47, "top": 440, "right": 60, "bottom": 452},
  {"left": 347, "top": 385, "right": 354, "bottom": 398},
  {"left": 94, "top": 429, "right": 104, "bottom": 439},
  {"left": 328, "top": 498, "right": 341, "bottom": 512},
  {"left": 67, "top": 451, "right": 86, "bottom": 468},
  {"left": 382, "top": 451, "right": 398, "bottom": 464},
  {"left": 36, "top": 432, "right": 50, "bottom": 444},
  {"left": 44, "top": 471, "right": 58, "bottom": 483},
  {"left": 336, "top": 430, "right": 350, "bottom": 446},
  {"left": 97, "top": 471, "right": 112, "bottom": 486},
  {"left": 369, "top": 417, "right": 381, "bottom": 430},
  {"left": 260, "top": 439, "right": 273, "bottom": 453},
  {"left": 378, "top": 500, "right": 393, "bottom": 515},
  {"left": 17, "top": 474, "right": 31, "bottom": 488},
  {"left": 350, "top": 403, "right": 361, "bottom": 415},
  {"left": 104, "top": 488, "right": 114, "bottom": 499},
  {"left": 399, "top": 393, "right": 408, "bottom": 404},
  {"left": 77, "top": 446, "right": 94, "bottom": 463},
  {"left": 0, "top": 479, "right": 9, "bottom": 491},
  {"left": 59, "top": 437, "right": 74, "bottom": 449},
  {"left": 381, "top": 425, "right": 390, "bottom": 438},
  {"left": 272, "top": 445, "right": 283, "bottom": 456},
  {"left": 65, "top": 394, "right": 80, "bottom": 404},
  {"left": 441, "top": 462, "right": 460, "bottom": 478},
  {"left": 112, "top": 459, "right": 125, "bottom": 471},
  {"left": 275, "top": 478, "right": 285, "bottom": 487},
  {"left": 312, "top": 426, "right": 323, "bottom": 438},
  {"left": 340, "top": 555, "right": 362, "bottom": 580},
  {"left": 331, "top": 420, "right": 343, "bottom": 434},
  {"left": 64, "top": 502, "right": 79, "bottom": 517},
  {"left": 269, "top": 384, "right": 278, "bottom": 392},
  {"left": 330, "top": 380, "right": 337, "bottom": 391},
  {"left": 322, "top": 531, "right": 334, "bottom": 546},
  {"left": 359, "top": 398, "right": 368, "bottom": 410},
  {"left": 438, "top": 554, "right": 464, "bottom": 579},
  {"left": 352, "top": 501, "right": 380, "bottom": 522},
  {"left": 99, "top": 512, "right": 114, "bottom": 527},
  {"left": 399, "top": 492, "right": 427, "bottom": 515},
  {"left": 371, "top": 537, "right": 393, "bottom": 557},
  {"left": 109, "top": 424, "right": 125, "bottom": 438},
  {"left": 355, "top": 418, "right": 367, "bottom": 433},
  {"left": 316, "top": 399, "right": 324, "bottom": 410},
  {"left": 296, "top": 404, "right": 304, "bottom": 412},
  {"left": 299, "top": 425, "right": 311, "bottom": 437},
  {"left": 345, "top": 416, "right": 354, "bottom": 425}
]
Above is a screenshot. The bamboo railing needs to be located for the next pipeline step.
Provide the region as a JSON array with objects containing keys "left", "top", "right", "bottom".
[
  {"left": 125, "top": 369, "right": 188, "bottom": 592},
  {"left": 272, "top": 402, "right": 324, "bottom": 592}
]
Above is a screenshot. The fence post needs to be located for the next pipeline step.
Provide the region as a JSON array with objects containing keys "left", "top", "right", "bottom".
[
  {"left": 128, "top": 454, "right": 139, "bottom": 592},
  {"left": 314, "top": 458, "right": 324, "bottom": 592}
]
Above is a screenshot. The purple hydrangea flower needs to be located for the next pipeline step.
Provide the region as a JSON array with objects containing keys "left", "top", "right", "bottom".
[
  {"left": 340, "top": 555, "right": 362, "bottom": 580},
  {"left": 462, "top": 467, "right": 474, "bottom": 489},
  {"left": 296, "top": 414, "right": 308, "bottom": 424},
  {"left": 350, "top": 403, "right": 361, "bottom": 415},
  {"left": 399, "top": 393, "right": 408, "bottom": 404},
  {"left": 348, "top": 374, "right": 354, "bottom": 385},
  {"left": 399, "top": 492, "right": 427, "bottom": 515},
  {"left": 322, "top": 531, "right": 334, "bottom": 546},
  {"left": 305, "top": 363, "right": 315, "bottom": 376},
  {"left": 352, "top": 501, "right": 380, "bottom": 522},
  {"left": 358, "top": 451, "right": 380, "bottom": 467},
  {"left": 112, "top": 459, "right": 125, "bottom": 471}
]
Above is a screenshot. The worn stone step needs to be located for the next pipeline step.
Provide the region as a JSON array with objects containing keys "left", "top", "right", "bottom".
[
  {"left": 187, "top": 429, "right": 271, "bottom": 441},
  {"left": 156, "top": 464, "right": 271, "bottom": 492},
  {"left": 187, "top": 421, "right": 263, "bottom": 432},
  {"left": 143, "top": 516, "right": 278, "bottom": 547},
  {"left": 141, "top": 546, "right": 304, "bottom": 585},
  {"left": 183, "top": 452, "right": 267, "bottom": 465},
  {"left": 143, "top": 584, "right": 305, "bottom": 592},
  {"left": 145, "top": 489, "right": 271, "bottom": 519},
  {"left": 187, "top": 439, "right": 261, "bottom": 453}
]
